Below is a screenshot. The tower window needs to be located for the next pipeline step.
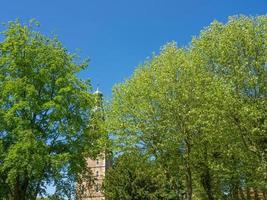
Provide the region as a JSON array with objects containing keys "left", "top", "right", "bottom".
[
  {"left": 96, "top": 159, "right": 99, "bottom": 165},
  {"left": 96, "top": 171, "right": 99, "bottom": 177}
]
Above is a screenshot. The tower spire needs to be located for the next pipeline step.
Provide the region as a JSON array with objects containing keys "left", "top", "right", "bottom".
[
  {"left": 94, "top": 84, "right": 103, "bottom": 96},
  {"left": 92, "top": 85, "right": 103, "bottom": 113}
]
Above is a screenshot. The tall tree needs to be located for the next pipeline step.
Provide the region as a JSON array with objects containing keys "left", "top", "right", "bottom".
[
  {"left": 191, "top": 15, "right": 267, "bottom": 198},
  {"left": 0, "top": 20, "right": 100, "bottom": 200},
  {"left": 106, "top": 15, "right": 267, "bottom": 200}
]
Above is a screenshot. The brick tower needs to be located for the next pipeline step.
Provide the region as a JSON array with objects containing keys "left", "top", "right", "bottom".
[
  {"left": 85, "top": 154, "right": 111, "bottom": 200},
  {"left": 79, "top": 88, "right": 111, "bottom": 200}
]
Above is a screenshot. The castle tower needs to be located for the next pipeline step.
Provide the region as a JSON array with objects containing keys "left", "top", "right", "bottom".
[
  {"left": 80, "top": 88, "right": 110, "bottom": 200},
  {"left": 85, "top": 155, "right": 109, "bottom": 200}
]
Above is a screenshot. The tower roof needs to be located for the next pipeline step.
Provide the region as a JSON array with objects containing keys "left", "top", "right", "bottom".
[{"left": 94, "top": 87, "right": 103, "bottom": 95}]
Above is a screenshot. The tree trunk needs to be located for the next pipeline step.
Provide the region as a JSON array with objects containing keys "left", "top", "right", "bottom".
[
  {"left": 185, "top": 140, "right": 192, "bottom": 200},
  {"left": 13, "top": 176, "right": 28, "bottom": 200},
  {"left": 201, "top": 167, "right": 214, "bottom": 200},
  {"left": 185, "top": 165, "right": 192, "bottom": 200},
  {"left": 200, "top": 145, "right": 214, "bottom": 200}
]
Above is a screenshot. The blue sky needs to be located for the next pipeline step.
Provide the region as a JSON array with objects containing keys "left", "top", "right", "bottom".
[{"left": 1, "top": 0, "right": 266, "bottom": 98}]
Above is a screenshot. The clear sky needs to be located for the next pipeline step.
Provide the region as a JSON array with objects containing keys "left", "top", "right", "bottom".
[{"left": 1, "top": 0, "right": 266, "bottom": 98}]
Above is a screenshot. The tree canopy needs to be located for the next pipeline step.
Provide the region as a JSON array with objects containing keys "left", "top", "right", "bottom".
[
  {"left": 106, "top": 15, "right": 267, "bottom": 200},
  {"left": 103, "top": 150, "right": 180, "bottom": 200},
  {"left": 0, "top": 21, "right": 102, "bottom": 200}
]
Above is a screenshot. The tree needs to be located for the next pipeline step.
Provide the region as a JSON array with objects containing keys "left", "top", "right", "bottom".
[
  {"left": 107, "top": 43, "right": 231, "bottom": 199},
  {"left": 191, "top": 15, "right": 267, "bottom": 199},
  {"left": 103, "top": 150, "right": 179, "bottom": 200},
  {"left": 106, "top": 15, "right": 267, "bottom": 200},
  {"left": 0, "top": 20, "right": 100, "bottom": 200}
]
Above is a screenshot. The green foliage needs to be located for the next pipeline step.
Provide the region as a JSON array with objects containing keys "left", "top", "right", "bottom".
[
  {"left": 103, "top": 151, "right": 179, "bottom": 200},
  {"left": 0, "top": 20, "right": 101, "bottom": 199},
  {"left": 106, "top": 15, "right": 267, "bottom": 200}
]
